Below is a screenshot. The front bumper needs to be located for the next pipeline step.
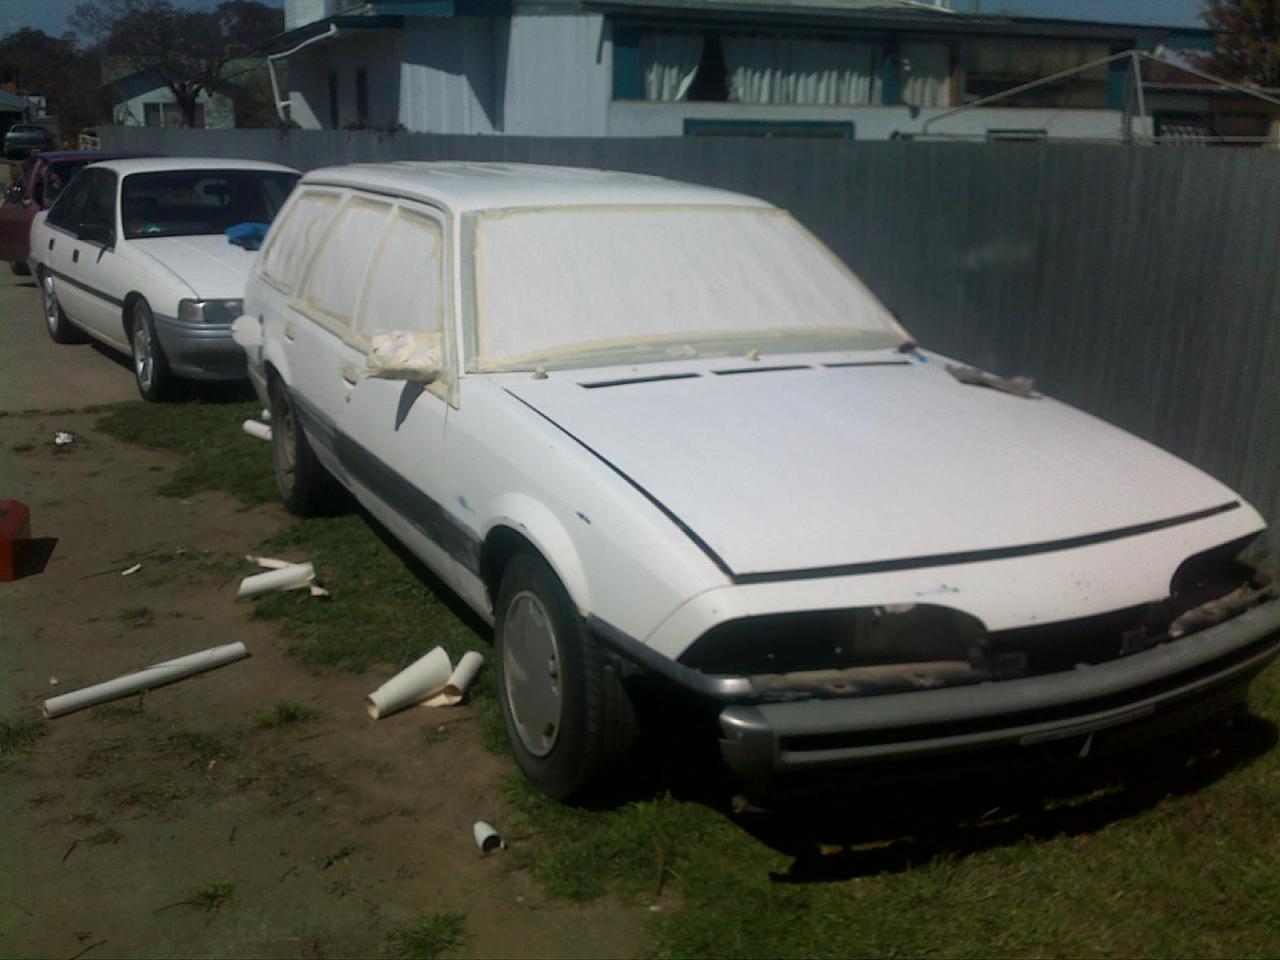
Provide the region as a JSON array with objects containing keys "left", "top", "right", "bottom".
[
  {"left": 712, "top": 598, "right": 1280, "bottom": 785},
  {"left": 153, "top": 315, "right": 247, "bottom": 381}
]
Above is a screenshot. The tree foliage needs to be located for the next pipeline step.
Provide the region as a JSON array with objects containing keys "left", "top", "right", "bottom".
[
  {"left": 1195, "top": 0, "right": 1280, "bottom": 86},
  {"left": 0, "top": 28, "right": 106, "bottom": 139},
  {"left": 71, "top": 0, "right": 283, "bottom": 128}
]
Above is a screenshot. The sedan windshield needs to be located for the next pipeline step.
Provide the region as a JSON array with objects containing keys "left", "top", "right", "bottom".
[
  {"left": 470, "top": 205, "right": 903, "bottom": 370},
  {"left": 122, "top": 169, "right": 299, "bottom": 240}
]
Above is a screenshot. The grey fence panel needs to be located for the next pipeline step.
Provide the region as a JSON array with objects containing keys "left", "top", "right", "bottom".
[{"left": 99, "top": 126, "right": 1280, "bottom": 553}]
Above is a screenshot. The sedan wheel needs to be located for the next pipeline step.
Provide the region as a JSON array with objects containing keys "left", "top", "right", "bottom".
[
  {"left": 268, "top": 377, "right": 331, "bottom": 515},
  {"left": 130, "top": 299, "right": 177, "bottom": 401},
  {"left": 502, "top": 590, "right": 565, "bottom": 758},
  {"left": 40, "top": 270, "right": 83, "bottom": 344}
]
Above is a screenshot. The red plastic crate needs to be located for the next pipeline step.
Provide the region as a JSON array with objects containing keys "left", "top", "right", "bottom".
[{"left": 0, "top": 500, "right": 31, "bottom": 582}]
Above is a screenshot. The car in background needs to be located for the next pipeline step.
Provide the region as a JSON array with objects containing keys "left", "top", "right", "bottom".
[
  {"left": 234, "top": 162, "right": 1280, "bottom": 802},
  {"left": 4, "top": 123, "right": 54, "bottom": 160},
  {"left": 29, "top": 157, "right": 300, "bottom": 400},
  {"left": 0, "top": 151, "right": 153, "bottom": 275}
]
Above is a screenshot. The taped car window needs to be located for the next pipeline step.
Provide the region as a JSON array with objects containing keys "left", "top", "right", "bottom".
[
  {"left": 358, "top": 209, "right": 443, "bottom": 340},
  {"left": 299, "top": 196, "right": 391, "bottom": 324},
  {"left": 261, "top": 190, "right": 339, "bottom": 294}
]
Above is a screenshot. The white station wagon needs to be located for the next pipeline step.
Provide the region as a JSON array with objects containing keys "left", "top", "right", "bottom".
[
  {"left": 235, "top": 161, "right": 1280, "bottom": 800},
  {"left": 29, "top": 157, "right": 299, "bottom": 400}
]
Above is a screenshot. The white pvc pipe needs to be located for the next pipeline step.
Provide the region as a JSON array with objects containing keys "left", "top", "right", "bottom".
[
  {"left": 237, "top": 562, "right": 314, "bottom": 597},
  {"left": 423, "top": 651, "right": 484, "bottom": 707},
  {"left": 473, "top": 821, "right": 502, "bottom": 853},
  {"left": 242, "top": 420, "right": 271, "bottom": 442},
  {"left": 44, "top": 642, "right": 249, "bottom": 719},
  {"left": 367, "top": 647, "right": 452, "bottom": 719}
]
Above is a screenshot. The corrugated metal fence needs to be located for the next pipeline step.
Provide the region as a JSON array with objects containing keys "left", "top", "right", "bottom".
[{"left": 101, "top": 126, "right": 1280, "bottom": 552}]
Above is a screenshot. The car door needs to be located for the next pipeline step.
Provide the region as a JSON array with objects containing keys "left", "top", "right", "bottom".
[
  {"left": 281, "top": 192, "right": 394, "bottom": 483},
  {"left": 0, "top": 160, "right": 34, "bottom": 263},
  {"left": 39, "top": 171, "right": 92, "bottom": 312},
  {"left": 338, "top": 202, "right": 464, "bottom": 589},
  {"left": 51, "top": 168, "right": 128, "bottom": 347}
]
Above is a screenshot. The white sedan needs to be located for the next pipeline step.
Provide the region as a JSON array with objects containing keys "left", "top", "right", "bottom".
[
  {"left": 236, "top": 162, "right": 1280, "bottom": 801},
  {"left": 29, "top": 157, "right": 299, "bottom": 400}
]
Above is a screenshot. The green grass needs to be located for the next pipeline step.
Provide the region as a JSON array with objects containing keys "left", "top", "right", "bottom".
[
  {"left": 255, "top": 701, "right": 321, "bottom": 730},
  {"left": 0, "top": 718, "right": 47, "bottom": 759},
  {"left": 387, "top": 912, "right": 468, "bottom": 960},
  {"left": 95, "top": 397, "right": 1280, "bottom": 958}
]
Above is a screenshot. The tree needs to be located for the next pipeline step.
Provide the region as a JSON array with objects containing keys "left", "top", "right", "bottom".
[
  {"left": 0, "top": 28, "right": 106, "bottom": 139},
  {"left": 1195, "top": 0, "right": 1280, "bottom": 87},
  {"left": 71, "top": 0, "right": 283, "bottom": 128}
]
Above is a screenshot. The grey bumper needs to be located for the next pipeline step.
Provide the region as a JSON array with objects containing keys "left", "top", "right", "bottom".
[
  {"left": 716, "top": 599, "right": 1280, "bottom": 785},
  {"left": 153, "top": 315, "right": 246, "bottom": 381}
]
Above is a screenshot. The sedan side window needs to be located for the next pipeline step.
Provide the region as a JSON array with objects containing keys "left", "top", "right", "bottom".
[
  {"left": 46, "top": 173, "right": 91, "bottom": 230},
  {"left": 298, "top": 197, "right": 392, "bottom": 330},
  {"left": 358, "top": 210, "right": 444, "bottom": 340},
  {"left": 80, "top": 171, "right": 117, "bottom": 230}
]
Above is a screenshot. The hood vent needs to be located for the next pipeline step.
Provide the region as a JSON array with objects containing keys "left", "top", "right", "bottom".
[
  {"left": 823, "top": 360, "right": 911, "bottom": 369},
  {"left": 580, "top": 372, "right": 701, "bottom": 389},
  {"left": 712, "top": 364, "right": 811, "bottom": 377}
]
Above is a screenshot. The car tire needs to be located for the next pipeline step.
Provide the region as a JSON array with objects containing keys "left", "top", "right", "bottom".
[
  {"left": 495, "top": 550, "right": 636, "bottom": 802},
  {"left": 39, "top": 268, "right": 86, "bottom": 344},
  {"left": 130, "top": 298, "right": 178, "bottom": 402},
  {"left": 268, "top": 375, "right": 330, "bottom": 516},
  {"left": 10, "top": 260, "right": 30, "bottom": 276}
]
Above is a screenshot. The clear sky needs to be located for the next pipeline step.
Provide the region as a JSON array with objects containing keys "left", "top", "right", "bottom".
[{"left": 2, "top": 0, "right": 1207, "bottom": 40}]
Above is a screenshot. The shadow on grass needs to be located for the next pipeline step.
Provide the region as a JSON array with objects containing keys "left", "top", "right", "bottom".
[
  {"left": 88, "top": 342, "right": 256, "bottom": 403},
  {"left": 720, "top": 710, "right": 1277, "bottom": 882}
]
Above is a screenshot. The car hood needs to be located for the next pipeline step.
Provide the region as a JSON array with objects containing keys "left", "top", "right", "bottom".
[
  {"left": 130, "top": 234, "right": 256, "bottom": 300},
  {"left": 504, "top": 355, "right": 1256, "bottom": 579}
]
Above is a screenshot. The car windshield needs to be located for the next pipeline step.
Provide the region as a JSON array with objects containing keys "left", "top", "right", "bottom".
[
  {"left": 121, "top": 169, "right": 299, "bottom": 240},
  {"left": 469, "top": 205, "right": 904, "bottom": 371}
]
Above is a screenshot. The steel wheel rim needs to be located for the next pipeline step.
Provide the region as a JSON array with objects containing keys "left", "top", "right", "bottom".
[
  {"left": 42, "top": 273, "right": 58, "bottom": 333},
  {"left": 502, "top": 590, "right": 564, "bottom": 758},
  {"left": 132, "top": 312, "right": 154, "bottom": 391},
  {"left": 273, "top": 394, "right": 297, "bottom": 494}
]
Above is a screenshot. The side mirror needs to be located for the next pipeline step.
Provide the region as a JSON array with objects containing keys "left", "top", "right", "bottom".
[
  {"left": 230, "top": 315, "right": 263, "bottom": 348},
  {"left": 77, "top": 221, "right": 114, "bottom": 247},
  {"left": 364, "top": 331, "right": 441, "bottom": 383}
]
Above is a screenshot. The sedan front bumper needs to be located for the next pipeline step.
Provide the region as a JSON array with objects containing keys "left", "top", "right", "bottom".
[
  {"left": 153, "top": 315, "right": 246, "bottom": 381},
  {"left": 716, "top": 599, "right": 1280, "bottom": 786}
]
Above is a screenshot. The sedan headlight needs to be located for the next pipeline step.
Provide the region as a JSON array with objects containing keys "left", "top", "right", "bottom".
[{"left": 178, "top": 299, "right": 244, "bottom": 324}]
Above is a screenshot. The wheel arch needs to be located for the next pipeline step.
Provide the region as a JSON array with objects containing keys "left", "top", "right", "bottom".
[{"left": 480, "top": 496, "right": 591, "bottom": 619}]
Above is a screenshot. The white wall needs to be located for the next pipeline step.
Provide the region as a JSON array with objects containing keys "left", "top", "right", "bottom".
[
  {"left": 499, "top": 13, "right": 611, "bottom": 135},
  {"left": 399, "top": 19, "right": 498, "bottom": 134},
  {"left": 608, "top": 101, "right": 1140, "bottom": 141},
  {"left": 285, "top": 0, "right": 331, "bottom": 31},
  {"left": 113, "top": 87, "right": 235, "bottom": 129}
]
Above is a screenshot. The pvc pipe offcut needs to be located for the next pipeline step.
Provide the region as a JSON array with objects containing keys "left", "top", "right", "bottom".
[
  {"left": 423, "top": 651, "right": 484, "bottom": 707},
  {"left": 367, "top": 646, "right": 452, "bottom": 719},
  {"left": 44, "top": 642, "right": 250, "bottom": 719},
  {"left": 242, "top": 420, "right": 272, "bottom": 442},
  {"left": 238, "top": 562, "right": 315, "bottom": 597}
]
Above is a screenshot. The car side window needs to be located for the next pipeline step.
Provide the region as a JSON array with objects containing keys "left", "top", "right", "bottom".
[
  {"left": 46, "top": 173, "right": 91, "bottom": 230},
  {"left": 259, "top": 190, "right": 339, "bottom": 294},
  {"left": 80, "top": 171, "right": 117, "bottom": 232},
  {"left": 297, "top": 196, "right": 392, "bottom": 330},
  {"left": 357, "top": 208, "right": 445, "bottom": 341}
]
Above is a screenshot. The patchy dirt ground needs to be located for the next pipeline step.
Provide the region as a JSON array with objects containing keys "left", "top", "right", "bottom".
[{"left": 0, "top": 277, "right": 651, "bottom": 958}]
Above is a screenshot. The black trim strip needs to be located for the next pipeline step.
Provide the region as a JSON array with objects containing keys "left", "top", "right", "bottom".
[
  {"left": 735, "top": 502, "right": 1243, "bottom": 585},
  {"left": 823, "top": 360, "right": 912, "bottom": 369},
  {"left": 504, "top": 388, "right": 736, "bottom": 579},
  {"left": 580, "top": 372, "right": 702, "bottom": 389},
  {"left": 290, "top": 390, "right": 483, "bottom": 575},
  {"left": 712, "top": 364, "right": 811, "bottom": 376},
  {"left": 49, "top": 267, "right": 124, "bottom": 308}
]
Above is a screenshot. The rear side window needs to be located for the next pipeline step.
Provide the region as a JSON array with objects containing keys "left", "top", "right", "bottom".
[
  {"left": 299, "top": 197, "right": 392, "bottom": 326},
  {"left": 358, "top": 209, "right": 444, "bottom": 340},
  {"left": 46, "top": 172, "right": 92, "bottom": 230},
  {"left": 260, "top": 190, "right": 339, "bottom": 294}
]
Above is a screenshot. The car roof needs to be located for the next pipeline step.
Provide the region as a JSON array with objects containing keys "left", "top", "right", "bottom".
[
  {"left": 300, "top": 161, "right": 773, "bottom": 214},
  {"left": 90, "top": 157, "right": 300, "bottom": 176}
]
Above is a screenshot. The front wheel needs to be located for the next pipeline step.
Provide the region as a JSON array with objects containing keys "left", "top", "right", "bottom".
[
  {"left": 495, "top": 551, "right": 635, "bottom": 802},
  {"left": 130, "top": 299, "right": 178, "bottom": 401}
]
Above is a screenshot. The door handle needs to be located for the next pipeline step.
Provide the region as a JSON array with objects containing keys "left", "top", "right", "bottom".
[
  {"left": 48, "top": 237, "right": 54, "bottom": 250},
  {"left": 72, "top": 248, "right": 79, "bottom": 263},
  {"left": 341, "top": 364, "right": 360, "bottom": 385}
]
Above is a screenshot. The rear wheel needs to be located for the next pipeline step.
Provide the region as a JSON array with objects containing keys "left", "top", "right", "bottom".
[
  {"left": 268, "top": 375, "right": 330, "bottom": 515},
  {"left": 40, "top": 269, "right": 85, "bottom": 344},
  {"left": 495, "top": 551, "right": 635, "bottom": 801},
  {"left": 130, "top": 299, "right": 178, "bottom": 402}
]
